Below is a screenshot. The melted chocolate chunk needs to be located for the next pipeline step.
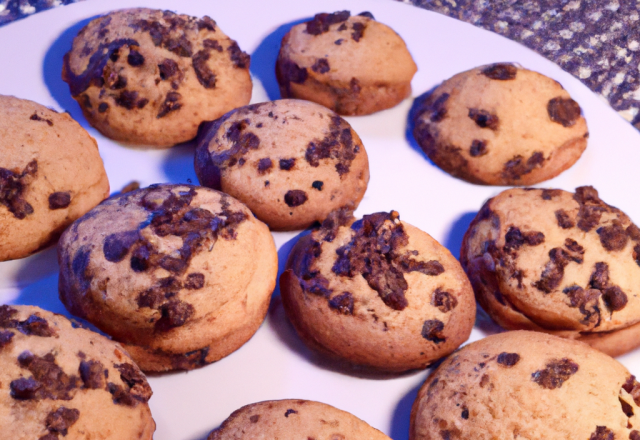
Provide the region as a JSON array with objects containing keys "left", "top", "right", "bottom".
[
  {"left": 98, "top": 102, "right": 109, "bottom": 113},
  {"left": 192, "top": 49, "right": 217, "bottom": 89},
  {"left": 115, "top": 90, "right": 138, "bottom": 109},
  {"left": 0, "top": 330, "right": 14, "bottom": 349},
  {"left": 227, "top": 41, "right": 250, "bottom": 68},
  {"left": 481, "top": 63, "right": 517, "bottom": 80},
  {"left": 284, "top": 409, "right": 298, "bottom": 417},
  {"left": 306, "top": 11, "right": 350, "bottom": 35},
  {"left": 502, "top": 152, "right": 544, "bottom": 181},
  {"left": 10, "top": 377, "right": 41, "bottom": 400},
  {"left": 634, "top": 244, "right": 640, "bottom": 268},
  {"left": 421, "top": 320, "right": 445, "bottom": 344},
  {"left": 165, "top": 36, "right": 193, "bottom": 57},
  {"left": 589, "top": 262, "right": 610, "bottom": 291},
  {"left": 250, "top": 415, "right": 260, "bottom": 423},
  {"left": 469, "top": 140, "right": 488, "bottom": 157},
  {"left": 284, "top": 190, "right": 308, "bottom": 207},
  {"left": 158, "top": 58, "right": 179, "bottom": 80},
  {"left": 11, "top": 352, "right": 78, "bottom": 400},
  {"left": 432, "top": 289, "right": 457, "bottom": 313},
  {"left": 628, "top": 224, "right": 640, "bottom": 241},
  {"left": 45, "top": 407, "right": 80, "bottom": 436},
  {"left": 184, "top": 273, "right": 205, "bottom": 290},
  {"left": 468, "top": 109, "right": 499, "bottom": 130},
  {"left": 426, "top": 93, "right": 450, "bottom": 122},
  {"left": 534, "top": 243, "right": 585, "bottom": 293},
  {"left": 17, "top": 315, "right": 55, "bottom": 337},
  {"left": 203, "top": 39, "right": 223, "bottom": 52},
  {"left": 497, "top": 352, "right": 520, "bottom": 366},
  {"left": 328, "top": 292, "right": 354, "bottom": 315},
  {"left": 563, "top": 285, "right": 601, "bottom": 325},
  {"left": 589, "top": 427, "right": 614, "bottom": 440},
  {"left": 257, "top": 158, "right": 273, "bottom": 174},
  {"left": 127, "top": 49, "right": 144, "bottom": 66},
  {"left": 279, "top": 158, "right": 295, "bottom": 170},
  {"left": 103, "top": 230, "right": 140, "bottom": 263},
  {"left": 30, "top": 112, "right": 53, "bottom": 126},
  {"left": 351, "top": 22, "right": 366, "bottom": 41},
  {"left": 0, "top": 159, "right": 37, "bottom": 219},
  {"left": 311, "top": 58, "right": 330, "bottom": 74},
  {"left": 157, "top": 91, "right": 182, "bottom": 118},
  {"left": 277, "top": 59, "right": 308, "bottom": 84},
  {"left": 631, "top": 431, "right": 640, "bottom": 440},
  {"left": 541, "top": 189, "right": 562, "bottom": 200},
  {"left": 555, "top": 209, "right": 575, "bottom": 229},
  {"left": 155, "top": 300, "right": 195, "bottom": 331},
  {"left": 548, "top": 97, "right": 581, "bottom": 127},
  {"left": 79, "top": 359, "right": 107, "bottom": 389},
  {"left": 358, "top": 11, "right": 374, "bottom": 19},
  {"left": 48, "top": 192, "right": 71, "bottom": 210},
  {"left": 504, "top": 227, "right": 545, "bottom": 252},
  {"left": 114, "top": 363, "right": 152, "bottom": 403},
  {"left": 197, "top": 16, "right": 216, "bottom": 31},
  {"left": 312, "top": 181, "right": 323, "bottom": 191},
  {"left": 597, "top": 220, "right": 629, "bottom": 251},
  {"left": 603, "top": 286, "right": 628, "bottom": 312},
  {"left": 531, "top": 358, "right": 579, "bottom": 389},
  {"left": 305, "top": 115, "right": 359, "bottom": 176},
  {"left": 574, "top": 186, "right": 608, "bottom": 232}
]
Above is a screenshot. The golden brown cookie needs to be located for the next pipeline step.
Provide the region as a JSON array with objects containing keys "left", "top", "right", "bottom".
[
  {"left": 208, "top": 399, "right": 390, "bottom": 440},
  {"left": 58, "top": 184, "right": 277, "bottom": 372},
  {"left": 410, "top": 331, "right": 640, "bottom": 440},
  {"left": 194, "top": 100, "right": 369, "bottom": 230},
  {"left": 62, "top": 8, "right": 252, "bottom": 148},
  {"left": 461, "top": 186, "right": 640, "bottom": 356},
  {"left": 280, "top": 209, "right": 475, "bottom": 373},
  {"left": 276, "top": 11, "right": 417, "bottom": 115},
  {"left": 0, "top": 305, "right": 154, "bottom": 439},
  {"left": 0, "top": 94, "right": 109, "bottom": 262},
  {"left": 413, "top": 63, "right": 588, "bottom": 185}
]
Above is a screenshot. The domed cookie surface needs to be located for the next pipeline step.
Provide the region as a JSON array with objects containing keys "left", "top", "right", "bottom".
[
  {"left": 0, "top": 305, "right": 155, "bottom": 439},
  {"left": 0, "top": 95, "right": 109, "bottom": 261},
  {"left": 208, "top": 399, "right": 390, "bottom": 440},
  {"left": 62, "top": 8, "right": 251, "bottom": 148},
  {"left": 413, "top": 63, "right": 588, "bottom": 185},
  {"left": 280, "top": 209, "right": 475, "bottom": 372},
  {"left": 195, "top": 100, "right": 369, "bottom": 230},
  {"left": 276, "top": 11, "right": 417, "bottom": 115},
  {"left": 411, "top": 331, "right": 640, "bottom": 440},
  {"left": 461, "top": 186, "right": 640, "bottom": 356},
  {"left": 58, "top": 184, "right": 277, "bottom": 372}
]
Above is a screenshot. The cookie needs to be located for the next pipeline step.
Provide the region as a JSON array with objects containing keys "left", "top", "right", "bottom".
[
  {"left": 280, "top": 209, "right": 475, "bottom": 372},
  {"left": 460, "top": 186, "right": 640, "bottom": 356},
  {"left": 208, "top": 399, "right": 390, "bottom": 440},
  {"left": 410, "top": 331, "right": 640, "bottom": 440},
  {"left": 276, "top": 11, "right": 417, "bottom": 115},
  {"left": 0, "top": 304, "right": 154, "bottom": 439},
  {"left": 195, "top": 100, "right": 369, "bottom": 230},
  {"left": 62, "top": 8, "right": 252, "bottom": 148},
  {"left": 0, "top": 94, "right": 109, "bottom": 262},
  {"left": 413, "top": 63, "right": 588, "bottom": 185},
  {"left": 58, "top": 184, "right": 278, "bottom": 372}
]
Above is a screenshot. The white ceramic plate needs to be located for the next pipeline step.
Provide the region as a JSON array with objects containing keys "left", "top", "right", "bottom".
[{"left": 1, "top": 0, "right": 640, "bottom": 438}]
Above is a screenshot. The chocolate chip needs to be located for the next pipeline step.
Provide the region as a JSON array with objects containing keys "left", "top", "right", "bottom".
[
  {"left": 98, "top": 102, "right": 109, "bottom": 113},
  {"left": 597, "top": 221, "right": 629, "bottom": 252},
  {"left": 564, "top": 238, "right": 584, "bottom": 254},
  {"left": 115, "top": 90, "right": 138, "bottom": 109},
  {"left": 157, "top": 91, "right": 182, "bottom": 118},
  {"left": 197, "top": 16, "right": 216, "bottom": 31},
  {"left": 279, "top": 158, "right": 295, "bottom": 170},
  {"left": 497, "top": 352, "right": 520, "bottom": 366},
  {"left": 531, "top": 358, "right": 579, "bottom": 389},
  {"left": 17, "top": 315, "right": 55, "bottom": 337},
  {"left": 563, "top": 285, "right": 601, "bottom": 325},
  {"left": 47, "top": 191, "right": 71, "bottom": 210},
  {"left": 634, "top": 244, "right": 640, "bottom": 267},
  {"left": 29, "top": 112, "right": 53, "bottom": 126},
  {"left": 158, "top": 59, "right": 179, "bottom": 80},
  {"left": 541, "top": 189, "right": 562, "bottom": 200},
  {"left": 46, "top": 407, "right": 80, "bottom": 435},
  {"left": 481, "top": 63, "right": 517, "bottom": 80},
  {"left": 468, "top": 109, "right": 499, "bottom": 130},
  {"left": 627, "top": 224, "right": 640, "bottom": 241},
  {"left": 589, "top": 426, "right": 614, "bottom": 440},
  {"left": 351, "top": 22, "right": 366, "bottom": 41},
  {"left": 103, "top": 230, "right": 139, "bottom": 263},
  {"left": 630, "top": 430, "right": 640, "bottom": 440},
  {"left": 10, "top": 377, "right": 41, "bottom": 400},
  {"left": 574, "top": 186, "right": 607, "bottom": 232},
  {"left": 192, "top": 49, "right": 217, "bottom": 89},
  {"left": 227, "top": 41, "right": 250, "bottom": 69},
  {"left": 502, "top": 152, "right": 544, "bottom": 181},
  {"left": 184, "top": 273, "right": 205, "bottom": 290},
  {"left": 548, "top": 97, "right": 581, "bottom": 127},
  {"left": 130, "top": 243, "right": 150, "bottom": 272},
  {"left": 334, "top": 39, "right": 344, "bottom": 45},
  {"left": 305, "top": 116, "right": 359, "bottom": 176},
  {"left": 0, "top": 305, "right": 18, "bottom": 327},
  {"left": 203, "top": 39, "right": 223, "bottom": 52},
  {"left": 555, "top": 209, "right": 575, "bottom": 229},
  {"left": 114, "top": 363, "right": 152, "bottom": 403},
  {"left": 277, "top": 58, "right": 308, "bottom": 84},
  {"left": 0, "top": 330, "right": 14, "bottom": 349},
  {"left": 358, "top": 11, "right": 374, "bottom": 19},
  {"left": 503, "top": 226, "right": 545, "bottom": 252},
  {"left": 534, "top": 245, "right": 583, "bottom": 293},
  {"left": 432, "top": 289, "right": 458, "bottom": 313},
  {"left": 0, "top": 159, "right": 37, "bottom": 219},
  {"left": 155, "top": 300, "right": 195, "bottom": 331},
  {"left": 257, "top": 158, "right": 273, "bottom": 174},
  {"left": 469, "top": 140, "right": 488, "bottom": 157},
  {"left": 250, "top": 415, "right": 260, "bottom": 423},
  {"left": 589, "top": 262, "right": 610, "bottom": 290},
  {"left": 421, "top": 320, "right": 445, "bottom": 344},
  {"left": 620, "top": 398, "right": 634, "bottom": 417},
  {"left": 165, "top": 36, "right": 192, "bottom": 57},
  {"left": 328, "top": 292, "right": 354, "bottom": 315},
  {"left": 12, "top": 352, "right": 78, "bottom": 400},
  {"left": 311, "top": 58, "right": 330, "bottom": 74},
  {"left": 284, "top": 190, "right": 308, "bottom": 207},
  {"left": 306, "top": 11, "right": 350, "bottom": 35},
  {"left": 312, "top": 181, "right": 323, "bottom": 191},
  {"left": 284, "top": 409, "right": 298, "bottom": 417},
  {"left": 79, "top": 359, "right": 107, "bottom": 389},
  {"left": 603, "top": 286, "right": 628, "bottom": 312},
  {"left": 127, "top": 50, "right": 144, "bottom": 66}
]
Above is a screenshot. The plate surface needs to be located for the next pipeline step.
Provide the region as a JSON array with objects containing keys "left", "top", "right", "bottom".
[{"left": 1, "top": 0, "right": 640, "bottom": 439}]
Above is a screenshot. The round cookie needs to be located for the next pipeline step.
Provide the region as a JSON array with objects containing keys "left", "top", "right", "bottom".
[
  {"left": 208, "top": 399, "right": 391, "bottom": 440},
  {"left": 195, "top": 100, "right": 369, "bottom": 230},
  {"left": 460, "top": 186, "right": 640, "bottom": 356},
  {"left": 410, "top": 331, "right": 640, "bottom": 440},
  {"left": 276, "top": 11, "right": 417, "bottom": 115},
  {"left": 58, "top": 184, "right": 278, "bottom": 372},
  {"left": 0, "top": 304, "right": 155, "bottom": 439},
  {"left": 412, "top": 63, "right": 588, "bottom": 185},
  {"left": 62, "top": 8, "right": 252, "bottom": 148},
  {"left": 280, "top": 209, "right": 475, "bottom": 372},
  {"left": 0, "top": 94, "right": 109, "bottom": 262}
]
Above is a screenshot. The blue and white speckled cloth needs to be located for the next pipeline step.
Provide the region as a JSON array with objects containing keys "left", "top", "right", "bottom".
[{"left": 2, "top": 0, "right": 639, "bottom": 132}]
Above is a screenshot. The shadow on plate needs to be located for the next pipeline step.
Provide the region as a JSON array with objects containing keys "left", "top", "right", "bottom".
[
  {"left": 42, "top": 15, "right": 99, "bottom": 129},
  {"left": 250, "top": 17, "right": 309, "bottom": 102},
  {"left": 443, "top": 210, "right": 477, "bottom": 260},
  {"left": 161, "top": 137, "right": 199, "bottom": 184}
]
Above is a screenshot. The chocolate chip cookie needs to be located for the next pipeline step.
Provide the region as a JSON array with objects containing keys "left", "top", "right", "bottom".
[
  {"left": 413, "top": 63, "right": 588, "bottom": 185},
  {"left": 0, "top": 94, "right": 109, "bottom": 262},
  {"left": 411, "top": 331, "right": 640, "bottom": 440},
  {"left": 0, "top": 304, "right": 155, "bottom": 439},
  {"left": 195, "top": 100, "right": 369, "bottom": 230},
  {"left": 276, "top": 11, "right": 417, "bottom": 115},
  {"left": 461, "top": 186, "right": 640, "bottom": 356},
  {"left": 62, "top": 8, "right": 251, "bottom": 148},
  {"left": 280, "top": 209, "right": 475, "bottom": 372},
  {"left": 58, "top": 184, "right": 278, "bottom": 372},
  {"left": 208, "top": 399, "right": 391, "bottom": 439}
]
